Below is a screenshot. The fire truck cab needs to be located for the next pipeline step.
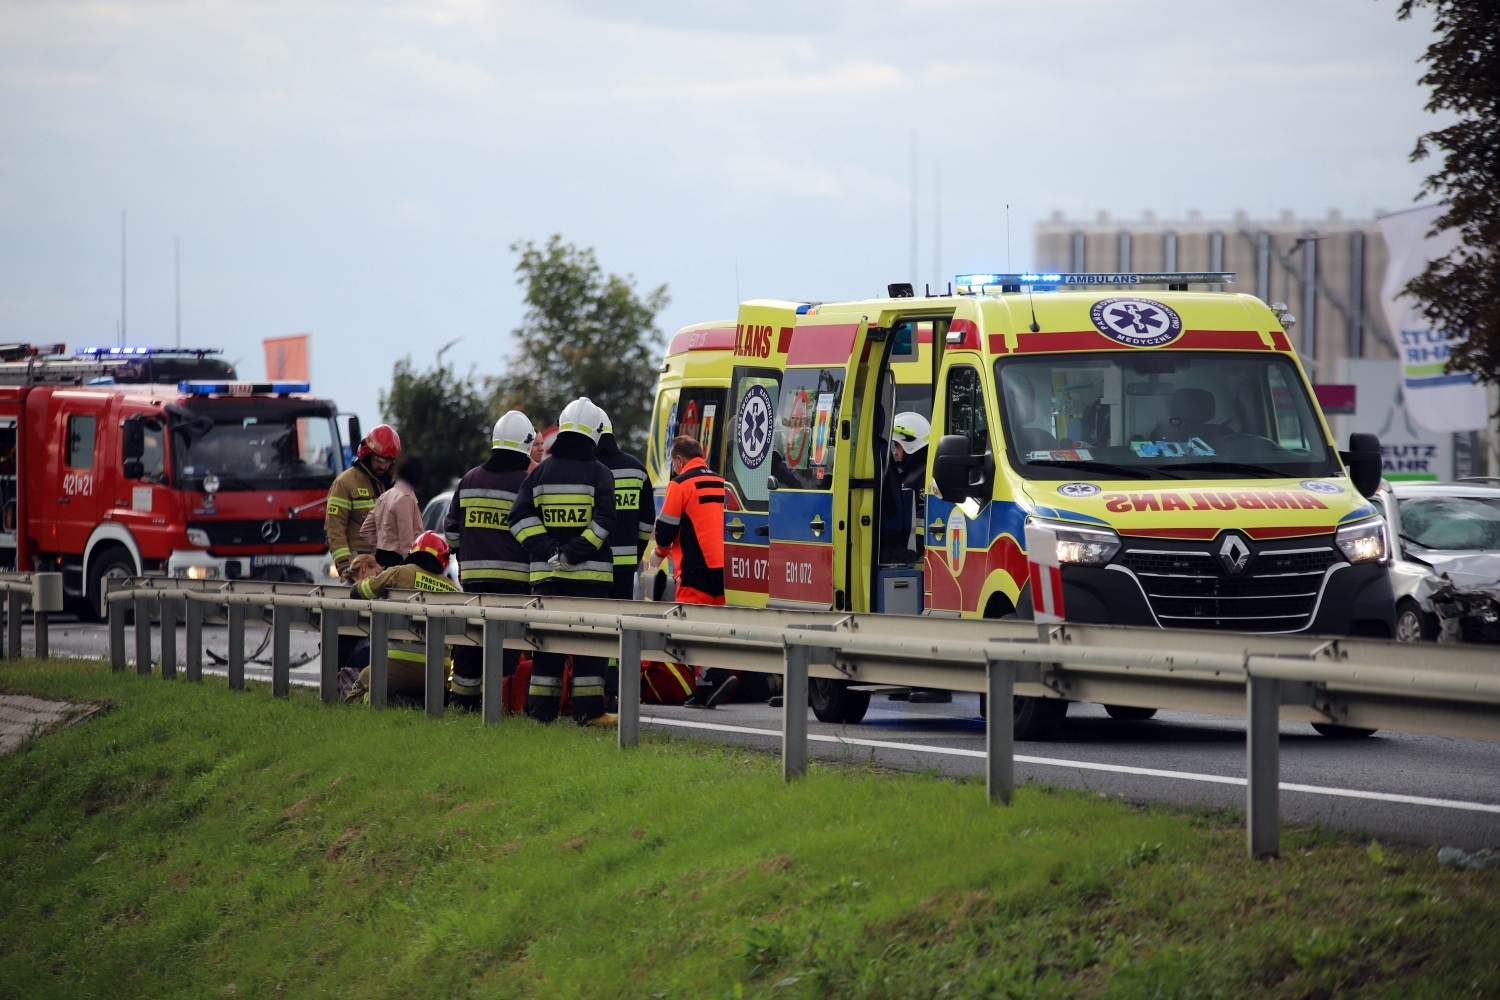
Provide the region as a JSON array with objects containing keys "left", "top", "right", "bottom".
[{"left": 0, "top": 345, "right": 343, "bottom": 617}]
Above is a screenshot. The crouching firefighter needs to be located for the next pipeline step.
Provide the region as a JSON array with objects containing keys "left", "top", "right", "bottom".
[
  {"left": 508, "top": 397, "right": 617, "bottom": 724},
  {"left": 443, "top": 410, "right": 537, "bottom": 709},
  {"left": 342, "top": 530, "right": 459, "bottom": 706}
]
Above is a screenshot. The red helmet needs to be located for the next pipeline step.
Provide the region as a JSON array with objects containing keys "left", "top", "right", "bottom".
[
  {"left": 359, "top": 424, "right": 401, "bottom": 461},
  {"left": 411, "top": 530, "right": 450, "bottom": 570}
]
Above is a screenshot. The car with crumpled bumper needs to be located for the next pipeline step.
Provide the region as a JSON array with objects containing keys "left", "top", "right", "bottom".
[{"left": 1376, "top": 480, "right": 1500, "bottom": 643}]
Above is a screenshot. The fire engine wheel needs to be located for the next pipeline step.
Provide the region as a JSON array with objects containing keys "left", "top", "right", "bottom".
[
  {"left": 1104, "top": 705, "right": 1159, "bottom": 721},
  {"left": 86, "top": 547, "right": 137, "bottom": 622},
  {"left": 809, "top": 678, "right": 871, "bottom": 725}
]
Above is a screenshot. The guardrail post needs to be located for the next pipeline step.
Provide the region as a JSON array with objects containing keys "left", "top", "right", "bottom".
[
  {"left": 425, "top": 612, "right": 447, "bottom": 719},
  {"left": 319, "top": 607, "right": 343, "bottom": 703},
  {"left": 134, "top": 596, "right": 153, "bottom": 675},
  {"left": 1246, "top": 675, "right": 1281, "bottom": 859},
  {"left": 986, "top": 658, "right": 1016, "bottom": 805},
  {"left": 33, "top": 572, "right": 61, "bottom": 660},
  {"left": 185, "top": 597, "right": 203, "bottom": 682},
  {"left": 369, "top": 612, "right": 389, "bottom": 709},
  {"left": 109, "top": 589, "right": 127, "bottom": 672},
  {"left": 8, "top": 589, "right": 23, "bottom": 660},
  {"left": 271, "top": 601, "right": 291, "bottom": 697},
  {"left": 782, "top": 644, "right": 810, "bottom": 780},
  {"left": 159, "top": 598, "right": 178, "bottom": 679},
  {"left": 227, "top": 603, "right": 245, "bottom": 691},
  {"left": 618, "top": 628, "right": 642, "bottom": 748}
]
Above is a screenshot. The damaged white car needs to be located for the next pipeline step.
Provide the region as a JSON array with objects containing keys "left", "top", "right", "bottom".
[{"left": 1376, "top": 480, "right": 1500, "bottom": 643}]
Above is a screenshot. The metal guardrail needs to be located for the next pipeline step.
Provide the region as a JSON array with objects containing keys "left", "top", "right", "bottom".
[
  {"left": 79, "top": 575, "right": 1500, "bottom": 859},
  {"left": 0, "top": 571, "right": 64, "bottom": 660}
]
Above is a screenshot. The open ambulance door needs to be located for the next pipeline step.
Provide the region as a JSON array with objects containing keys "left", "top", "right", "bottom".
[{"left": 766, "top": 315, "right": 867, "bottom": 611}]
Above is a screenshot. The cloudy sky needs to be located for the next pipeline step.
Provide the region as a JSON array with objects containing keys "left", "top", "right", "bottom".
[{"left": 0, "top": 0, "right": 1443, "bottom": 428}]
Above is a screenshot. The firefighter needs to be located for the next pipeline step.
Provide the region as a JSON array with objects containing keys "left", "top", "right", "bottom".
[
  {"left": 508, "top": 397, "right": 617, "bottom": 724},
  {"left": 443, "top": 410, "right": 536, "bottom": 709},
  {"left": 342, "top": 530, "right": 458, "bottom": 706},
  {"left": 644, "top": 435, "right": 733, "bottom": 707},
  {"left": 594, "top": 410, "right": 653, "bottom": 600},
  {"left": 327, "top": 423, "right": 399, "bottom": 580}
]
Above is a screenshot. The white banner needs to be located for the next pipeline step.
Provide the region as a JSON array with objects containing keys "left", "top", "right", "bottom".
[{"left": 1378, "top": 204, "right": 1488, "bottom": 433}]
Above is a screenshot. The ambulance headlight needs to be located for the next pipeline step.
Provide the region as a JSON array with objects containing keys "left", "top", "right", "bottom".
[
  {"left": 1030, "top": 518, "right": 1122, "bottom": 566},
  {"left": 1336, "top": 519, "right": 1386, "bottom": 564}
]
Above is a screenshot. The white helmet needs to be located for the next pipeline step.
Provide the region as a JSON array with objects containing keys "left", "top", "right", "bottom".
[
  {"left": 557, "top": 397, "right": 607, "bottom": 443},
  {"left": 597, "top": 407, "right": 614, "bottom": 438},
  {"left": 892, "top": 412, "right": 931, "bottom": 452},
  {"left": 492, "top": 410, "right": 537, "bottom": 455}
]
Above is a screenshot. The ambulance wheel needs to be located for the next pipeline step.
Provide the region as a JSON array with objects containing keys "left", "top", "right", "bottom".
[
  {"left": 1012, "top": 696, "right": 1066, "bottom": 741},
  {"left": 86, "top": 546, "right": 136, "bottom": 622},
  {"left": 809, "top": 678, "right": 870, "bottom": 725},
  {"left": 1312, "top": 723, "right": 1378, "bottom": 738},
  {"left": 1104, "top": 705, "right": 1158, "bottom": 721}
]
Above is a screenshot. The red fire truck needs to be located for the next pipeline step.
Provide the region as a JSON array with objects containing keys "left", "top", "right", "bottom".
[{"left": 0, "top": 344, "right": 345, "bottom": 618}]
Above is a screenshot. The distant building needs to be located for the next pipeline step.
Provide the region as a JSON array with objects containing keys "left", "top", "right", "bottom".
[{"left": 1034, "top": 210, "right": 1394, "bottom": 374}]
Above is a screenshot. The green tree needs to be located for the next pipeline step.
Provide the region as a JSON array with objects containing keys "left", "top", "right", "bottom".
[
  {"left": 379, "top": 357, "right": 492, "bottom": 504},
  {"left": 1399, "top": 0, "right": 1500, "bottom": 382},
  {"left": 492, "top": 235, "right": 668, "bottom": 453}
]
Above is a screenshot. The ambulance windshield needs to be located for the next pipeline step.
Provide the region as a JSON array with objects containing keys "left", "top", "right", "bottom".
[
  {"left": 169, "top": 401, "right": 342, "bottom": 491},
  {"left": 994, "top": 352, "right": 1338, "bottom": 480}
]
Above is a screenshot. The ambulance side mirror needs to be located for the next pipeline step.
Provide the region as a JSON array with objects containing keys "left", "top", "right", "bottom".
[
  {"left": 121, "top": 415, "right": 145, "bottom": 479},
  {"left": 1341, "top": 433, "right": 1382, "bottom": 500},
  {"left": 932, "top": 434, "right": 982, "bottom": 501}
]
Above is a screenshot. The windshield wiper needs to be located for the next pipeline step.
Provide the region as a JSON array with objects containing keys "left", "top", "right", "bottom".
[
  {"left": 1162, "top": 460, "right": 1289, "bottom": 479},
  {"left": 1025, "top": 459, "right": 1162, "bottom": 481}
]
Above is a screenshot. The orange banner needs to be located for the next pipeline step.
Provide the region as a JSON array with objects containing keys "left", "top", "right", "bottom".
[{"left": 264, "top": 334, "right": 310, "bottom": 381}]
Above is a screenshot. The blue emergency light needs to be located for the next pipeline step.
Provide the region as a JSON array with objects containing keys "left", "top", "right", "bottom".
[
  {"left": 77, "top": 346, "right": 223, "bottom": 357},
  {"left": 955, "top": 272, "right": 1235, "bottom": 293},
  {"left": 178, "top": 381, "right": 309, "bottom": 396}
]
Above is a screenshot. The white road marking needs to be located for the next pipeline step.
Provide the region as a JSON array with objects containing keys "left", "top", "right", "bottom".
[{"left": 641, "top": 715, "right": 1500, "bottom": 815}]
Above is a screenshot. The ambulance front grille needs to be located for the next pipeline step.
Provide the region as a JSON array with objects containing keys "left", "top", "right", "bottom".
[{"left": 1120, "top": 542, "right": 1339, "bottom": 633}]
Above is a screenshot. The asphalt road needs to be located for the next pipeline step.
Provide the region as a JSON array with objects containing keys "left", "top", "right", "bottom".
[{"left": 20, "top": 617, "right": 1500, "bottom": 850}]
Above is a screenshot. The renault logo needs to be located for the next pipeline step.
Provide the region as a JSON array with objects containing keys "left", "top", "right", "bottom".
[
  {"left": 260, "top": 520, "right": 282, "bottom": 543},
  {"left": 1218, "top": 533, "right": 1251, "bottom": 575}
]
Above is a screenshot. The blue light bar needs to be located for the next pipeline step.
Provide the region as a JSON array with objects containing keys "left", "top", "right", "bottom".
[
  {"left": 77, "top": 346, "right": 223, "bottom": 357},
  {"left": 955, "top": 272, "right": 1235, "bottom": 292},
  {"left": 178, "top": 381, "right": 309, "bottom": 396}
]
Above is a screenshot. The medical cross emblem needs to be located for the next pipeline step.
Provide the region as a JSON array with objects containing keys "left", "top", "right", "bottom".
[{"left": 1090, "top": 297, "right": 1182, "bottom": 347}]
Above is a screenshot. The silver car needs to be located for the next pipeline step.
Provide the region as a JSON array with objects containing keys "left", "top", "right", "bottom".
[{"left": 1375, "top": 480, "right": 1500, "bottom": 643}]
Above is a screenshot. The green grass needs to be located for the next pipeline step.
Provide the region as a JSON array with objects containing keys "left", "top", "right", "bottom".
[{"left": 2, "top": 660, "right": 1498, "bottom": 999}]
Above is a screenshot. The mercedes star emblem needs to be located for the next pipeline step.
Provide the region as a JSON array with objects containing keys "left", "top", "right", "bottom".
[
  {"left": 260, "top": 520, "right": 282, "bottom": 544},
  {"left": 1218, "top": 533, "right": 1251, "bottom": 575}
]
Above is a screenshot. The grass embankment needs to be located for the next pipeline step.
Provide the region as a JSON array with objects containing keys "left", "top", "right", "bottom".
[{"left": 1, "top": 661, "right": 1497, "bottom": 999}]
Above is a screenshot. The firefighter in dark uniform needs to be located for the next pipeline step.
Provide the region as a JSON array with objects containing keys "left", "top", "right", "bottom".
[
  {"left": 594, "top": 410, "right": 653, "bottom": 600},
  {"left": 443, "top": 410, "right": 537, "bottom": 709},
  {"left": 507, "top": 397, "right": 617, "bottom": 724}
]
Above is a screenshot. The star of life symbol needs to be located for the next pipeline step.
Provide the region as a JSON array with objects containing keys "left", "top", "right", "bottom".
[
  {"left": 1057, "top": 482, "right": 1100, "bottom": 498},
  {"left": 1218, "top": 532, "right": 1251, "bottom": 575},
  {"left": 1090, "top": 297, "right": 1182, "bottom": 347},
  {"left": 736, "top": 385, "right": 773, "bottom": 470}
]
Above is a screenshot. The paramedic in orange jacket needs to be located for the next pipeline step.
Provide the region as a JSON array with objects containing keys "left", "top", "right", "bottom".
[{"left": 645, "top": 436, "right": 734, "bottom": 706}]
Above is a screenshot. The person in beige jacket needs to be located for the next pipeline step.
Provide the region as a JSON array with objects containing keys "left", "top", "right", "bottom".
[{"left": 361, "top": 454, "right": 426, "bottom": 568}]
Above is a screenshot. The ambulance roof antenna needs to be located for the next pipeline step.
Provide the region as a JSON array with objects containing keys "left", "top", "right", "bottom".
[{"left": 1006, "top": 204, "right": 1011, "bottom": 273}]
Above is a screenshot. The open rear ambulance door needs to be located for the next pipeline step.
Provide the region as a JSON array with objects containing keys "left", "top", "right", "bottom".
[{"left": 766, "top": 315, "right": 867, "bottom": 611}]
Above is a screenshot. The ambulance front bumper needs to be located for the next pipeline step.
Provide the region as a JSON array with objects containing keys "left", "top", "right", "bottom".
[
  {"left": 168, "top": 549, "right": 338, "bottom": 585},
  {"left": 1021, "top": 561, "right": 1395, "bottom": 638}
]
